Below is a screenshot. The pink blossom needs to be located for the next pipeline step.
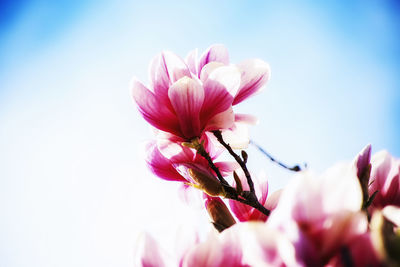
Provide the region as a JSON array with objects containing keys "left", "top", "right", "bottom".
[
  {"left": 132, "top": 45, "right": 270, "bottom": 140},
  {"left": 268, "top": 164, "right": 368, "bottom": 265},
  {"left": 132, "top": 50, "right": 240, "bottom": 140},
  {"left": 368, "top": 151, "right": 400, "bottom": 210}
]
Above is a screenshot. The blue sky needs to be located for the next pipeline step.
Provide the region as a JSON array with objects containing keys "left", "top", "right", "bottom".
[{"left": 0, "top": 0, "right": 399, "bottom": 266}]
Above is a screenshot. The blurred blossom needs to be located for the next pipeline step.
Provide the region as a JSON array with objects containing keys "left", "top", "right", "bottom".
[
  {"left": 369, "top": 151, "right": 400, "bottom": 211},
  {"left": 268, "top": 163, "right": 367, "bottom": 265}
]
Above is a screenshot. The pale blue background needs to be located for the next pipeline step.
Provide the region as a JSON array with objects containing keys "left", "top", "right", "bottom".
[{"left": 1, "top": 0, "right": 399, "bottom": 266}]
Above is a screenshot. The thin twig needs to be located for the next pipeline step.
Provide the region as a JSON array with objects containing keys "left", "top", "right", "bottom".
[
  {"left": 213, "top": 130, "right": 255, "bottom": 194},
  {"left": 250, "top": 140, "right": 302, "bottom": 172}
]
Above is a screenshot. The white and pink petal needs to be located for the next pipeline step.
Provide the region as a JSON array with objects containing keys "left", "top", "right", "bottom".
[
  {"left": 168, "top": 77, "right": 205, "bottom": 139},
  {"left": 198, "top": 44, "right": 229, "bottom": 75},
  {"left": 146, "top": 141, "right": 186, "bottom": 182},
  {"left": 233, "top": 59, "right": 270, "bottom": 105},
  {"left": 201, "top": 66, "right": 241, "bottom": 125},
  {"left": 131, "top": 78, "right": 181, "bottom": 136}
]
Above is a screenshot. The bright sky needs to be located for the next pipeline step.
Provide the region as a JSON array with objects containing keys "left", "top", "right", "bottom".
[{"left": 0, "top": 1, "right": 399, "bottom": 266}]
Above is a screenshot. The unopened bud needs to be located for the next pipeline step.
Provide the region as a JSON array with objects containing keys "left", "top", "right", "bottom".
[
  {"left": 188, "top": 168, "right": 224, "bottom": 197},
  {"left": 205, "top": 197, "right": 236, "bottom": 232},
  {"left": 360, "top": 164, "right": 372, "bottom": 209},
  {"left": 233, "top": 171, "right": 243, "bottom": 195}
]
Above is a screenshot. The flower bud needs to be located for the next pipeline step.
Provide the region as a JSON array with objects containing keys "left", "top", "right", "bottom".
[
  {"left": 233, "top": 171, "right": 243, "bottom": 195},
  {"left": 188, "top": 168, "right": 224, "bottom": 197},
  {"left": 205, "top": 196, "right": 236, "bottom": 232}
]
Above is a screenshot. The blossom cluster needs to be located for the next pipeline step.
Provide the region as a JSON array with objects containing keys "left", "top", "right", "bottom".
[{"left": 131, "top": 45, "right": 400, "bottom": 266}]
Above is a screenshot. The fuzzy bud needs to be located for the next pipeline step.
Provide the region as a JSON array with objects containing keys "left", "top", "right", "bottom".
[{"left": 205, "top": 196, "right": 236, "bottom": 232}]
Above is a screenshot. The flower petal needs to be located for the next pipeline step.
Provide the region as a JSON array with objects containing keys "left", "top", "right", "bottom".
[
  {"left": 131, "top": 78, "right": 181, "bottom": 136},
  {"left": 369, "top": 151, "right": 400, "bottom": 209},
  {"left": 134, "top": 233, "right": 167, "bottom": 267},
  {"left": 265, "top": 189, "right": 282, "bottom": 211},
  {"left": 229, "top": 198, "right": 253, "bottom": 222},
  {"left": 168, "top": 77, "right": 205, "bottom": 139},
  {"left": 145, "top": 141, "right": 186, "bottom": 182},
  {"left": 235, "top": 222, "right": 299, "bottom": 267},
  {"left": 354, "top": 144, "right": 371, "bottom": 179},
  {"left": 198, "top": 44, "right": 229, "bottom": 75},
  {"left": 233, "top": 59, "right": 270, "bottom": 105},
  {"left": 201, "top": 66, "right": 241, "bottom": 125},
  {"left": 382, "top": 205, "right": 400, "bottom": 226},
  {"left": 150, "top": 51, "right": 192, "bottom": 103},
  {"left": 204, "top": 107, "right": 235, "bottom": 132},
  {"left": 157, "top": 139, "right": 195, "bottom": 163},
  {"left": 181, "top": 228, "right": 243, "bottom": 267},
  {"left": 235, "top": 113, "right": 258, "bottom": 125},
  {"left": 199, "top": 62, "right": 225, "bottom": 83},
  {"left": 219, "top": 123, "right": 250, "bottom": 149},
  {"left": 178, "top": 184, "right": 204, "bottom": 206},
  {"left": 214, "top": 161, "right": 240, "bottom": 176},
  {"left": 185, "top": 48, "right": 198, "bottom": 75}
]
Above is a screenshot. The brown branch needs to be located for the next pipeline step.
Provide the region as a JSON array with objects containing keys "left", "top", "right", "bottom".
[{"left": 212, "top": 130, "right": 255, "bottom": 194}]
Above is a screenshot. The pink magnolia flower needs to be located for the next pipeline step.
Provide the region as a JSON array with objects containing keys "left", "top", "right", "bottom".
[
  {"left": 268, "top": 164, "right": 368, "bottom": 266},
  {"left": 132, "top": 58, "right": 240, "bottom": 140},
  {"left": 368, "top": 151, "right": 400, "bottom": 211},
  {"left": 132, "top": 45, "right": 270, "bottom": 141}
]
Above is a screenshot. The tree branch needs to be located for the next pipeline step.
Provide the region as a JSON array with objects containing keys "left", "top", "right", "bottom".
[{"left": 250, "top": 140, "right": 302, "bottom": 172}]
